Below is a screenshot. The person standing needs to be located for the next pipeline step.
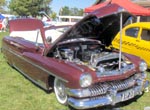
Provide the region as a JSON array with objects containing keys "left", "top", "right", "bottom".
[{"left": 1, "top": 17, "right": 8, "bottom": 32}]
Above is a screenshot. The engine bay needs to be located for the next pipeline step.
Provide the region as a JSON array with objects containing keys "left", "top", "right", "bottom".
[{"left": 53, "top": 38, "right": 133, "bottom": 73}]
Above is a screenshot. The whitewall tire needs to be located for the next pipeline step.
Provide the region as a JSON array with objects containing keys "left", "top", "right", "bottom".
[{"left": 54, "top": 78, "right": 68, "bottom": 105}]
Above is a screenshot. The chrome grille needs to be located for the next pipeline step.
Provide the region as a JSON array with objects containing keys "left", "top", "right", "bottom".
[
  {"left": 89, "top": 83, "right": 109, "bottom": 96},
  {"left": 89, "top": 75, "right": 136, "bottom": 96}
]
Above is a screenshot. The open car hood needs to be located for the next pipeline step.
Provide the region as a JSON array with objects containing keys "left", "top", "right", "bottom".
[
  {"left": 8, "top": 4, "right": 132, "bottom": 48},
  {"left": 60, "top": 4, "right": 132, "bottom": 46}
]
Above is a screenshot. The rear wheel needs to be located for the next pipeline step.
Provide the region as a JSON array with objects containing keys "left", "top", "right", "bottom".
[{"left": 54, "top": 78, "right": 68, "bottom": 104}]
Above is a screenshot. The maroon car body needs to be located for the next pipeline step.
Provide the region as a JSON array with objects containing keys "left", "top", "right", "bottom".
[{"left": 2, "top": 4, "right": 149, "bottom": 109}]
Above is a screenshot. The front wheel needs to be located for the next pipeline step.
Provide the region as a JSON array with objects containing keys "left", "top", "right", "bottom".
[{"left": 54, "top": 78, "right": 68, "bottom": 105}]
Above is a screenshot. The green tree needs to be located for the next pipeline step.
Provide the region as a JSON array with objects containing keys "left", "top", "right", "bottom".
[
  {"left": 59, "top": 6, "right": 70, "bottom": 16},
  {"left": 0, "top": 0, "right": 7, "bottom": 13},
  {"left": 59, "top": 6, "right": 83, "bottom": 16},
  {"left": 40, "top": 0, "right": 53, "bottom": 14},
  {"left": 9, "top": 0, "right": 52, "bottom": 17},
  {"left": 70, "top": 7, "right": 83, "bottom": 16},
  {"left": 50, "top": 11, "right": 57, "bottom": 20}
]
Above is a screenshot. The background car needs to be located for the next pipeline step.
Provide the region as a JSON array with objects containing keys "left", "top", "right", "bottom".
[{"left": 112, "top": 22, "right": 150, "bottom": 68}]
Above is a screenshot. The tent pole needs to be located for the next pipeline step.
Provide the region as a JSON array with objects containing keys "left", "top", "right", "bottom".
[{"left": 119, "top": 12, "right": 123, "bottom": 70}]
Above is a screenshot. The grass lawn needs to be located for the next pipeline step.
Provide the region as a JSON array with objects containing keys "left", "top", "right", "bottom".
[{"left": 0, "top": 32, "right": 150, "bottom": 110}]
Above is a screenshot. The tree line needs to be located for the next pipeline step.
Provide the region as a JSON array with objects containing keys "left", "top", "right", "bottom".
[{"left": 0, "top": 0, "right": 89, "bottom": 19}]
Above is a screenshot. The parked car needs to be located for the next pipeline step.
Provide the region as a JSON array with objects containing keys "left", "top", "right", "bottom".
[
  {"left": 112, "top": 22, "right": 150, "bottom": 68},
  {"left": 2, "top": 4, "right": 149, "bottom": 110}
]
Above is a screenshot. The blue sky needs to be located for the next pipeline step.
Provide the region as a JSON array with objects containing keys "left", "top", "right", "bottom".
[{"left": 50, "top": 0, "right": 96, "bottom": 15}]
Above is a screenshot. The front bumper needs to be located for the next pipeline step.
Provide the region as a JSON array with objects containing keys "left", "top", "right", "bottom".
[
  {"left": 67, "top": 79, "right": 149, "bottom": 109},
  {"left": 68, "top": 81, "right": 149, "bottom": 109}
]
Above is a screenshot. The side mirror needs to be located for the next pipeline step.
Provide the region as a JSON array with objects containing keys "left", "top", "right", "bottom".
[{"left": 46, "top": 36, "right": 52, "bottom": 44}]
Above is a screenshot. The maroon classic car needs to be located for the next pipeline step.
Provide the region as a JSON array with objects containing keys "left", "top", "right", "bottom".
[{"left": 2, "top": 4, "right": 149, "bottom": 109}]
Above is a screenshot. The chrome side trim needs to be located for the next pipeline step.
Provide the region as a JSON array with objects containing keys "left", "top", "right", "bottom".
[
  {"left": 18, "top": 53, "right": 68, "bottom": 83},
  {"left": 2, "top": 46, "right": 68, "bottom": 83},
  {"left": 14, "top": 65, "right": 47, "bottom": 90}
]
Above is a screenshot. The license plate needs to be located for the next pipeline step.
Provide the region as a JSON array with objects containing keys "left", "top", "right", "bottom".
[{"left": 121, "top": 89, "right": 134, "bottom": 101}]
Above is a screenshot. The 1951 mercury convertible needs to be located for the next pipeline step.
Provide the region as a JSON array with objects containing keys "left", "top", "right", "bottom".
[{"left": 1, "top": 4, "right": 149, "bottom": 109}]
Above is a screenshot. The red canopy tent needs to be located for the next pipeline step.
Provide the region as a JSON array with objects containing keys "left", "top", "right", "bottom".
[
  {"left": 84, "top": 1, "right": 111, "bottom": 13},
  {"left": 84, "top": 0, "right": 150, "bottom": 16}
]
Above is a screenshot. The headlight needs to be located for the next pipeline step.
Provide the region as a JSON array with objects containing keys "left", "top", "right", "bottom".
[
  {"left": 139, "top": 61, "right": 147, "bottom": 72},
  {"left": 79, "top": 73, "right": 92, "bottom": 88}
]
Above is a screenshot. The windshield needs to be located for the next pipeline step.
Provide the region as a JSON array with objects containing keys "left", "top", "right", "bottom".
[{"left": 45, "top": 26, "right": 71, "bottom": 43}]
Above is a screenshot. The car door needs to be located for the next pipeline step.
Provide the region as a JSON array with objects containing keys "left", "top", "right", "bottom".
[
  {"left": 20, "top": 52, "right": 51, "bottom": 90},
  {"left": 8, "top": 39, "right": 50, "bottom": 89},
  {"left": 113, "top": 26, "right": 140, "bottom": 56},
  {"left": 125, "top": 27, "right": 142, "bottom": 56},
  {"left": 5, "top": 30, "right": 52, "bottom": 90},
  {"left": 137, "top": 28, "right": 150, "bottom": 67}
]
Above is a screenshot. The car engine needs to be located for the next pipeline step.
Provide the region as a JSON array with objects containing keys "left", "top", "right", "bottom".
[{"left": 54, "top": 38, "right": 133, "bottom": 75}]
